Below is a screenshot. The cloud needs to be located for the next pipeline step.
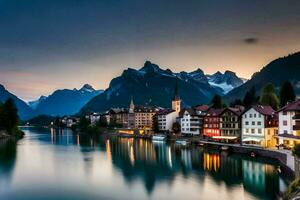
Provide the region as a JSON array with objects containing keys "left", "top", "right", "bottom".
[{"left": 243, "top": 38, "right": 259, "bottom": 44}]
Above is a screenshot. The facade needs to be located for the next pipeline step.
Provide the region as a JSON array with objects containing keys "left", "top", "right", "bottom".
[
  {"left": 219, "top": 106, "right": 244, "bottom": 143},
  {"left": 85, "top": 112, "right": 101, "bottom": 125},
  {"left": 133, "top": 105, "right": 158, "bottom": 132},
  {"left": 156, "top": 109, "right": 177, "bottom": 132},
  {"left": 108, "top": 108, "right": 129, "bottom": 127},
  {"left": 179, "top": 108, "right": 201, "bottom": 135},
  {"left": 241, "top": 105, "right": 278, "bottom": 148},
  {"left": 277, "top": 99, "right": 300, "bottom": 148},
  {"left": 156, "top": 91, "right": 181, "bottom": 132},
  {"left": 203, "top": 108, "right": 224, "bottom": 138},
  {"left": 194, "top": 105, "right": 210, "bottom": 135}
]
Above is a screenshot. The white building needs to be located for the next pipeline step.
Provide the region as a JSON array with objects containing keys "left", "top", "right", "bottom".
[
  {"left": 156, "top": 109, "right": 178, "bottom": 132},
  {"left": 241, "top": 105, "right": 278, "bottom": 148},
  {"left": 277, "top": 99, "right": 300, "bottom": 148},
  {"left": 179, "top": 108, "right": 201, "bottom": 135},
  {"left": 156, "top": 87, "right": 181, "bottom": 132}
]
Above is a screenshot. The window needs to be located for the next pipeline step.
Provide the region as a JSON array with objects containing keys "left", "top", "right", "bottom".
[
  {"left": 257, "top": 121, "right": 261, "bottom": 125},
  {"left": 250, "top": 114, "right": 252, "bottom": 118},
  {"left": 283, "top": 120, "right": 287, "bottom": 126},
  {"left": 252, "top": 121, "right": 255, "bottom": 125},
  {"left": 283, "top": 111, "right": 287, "bottom": 115},
  {"left": 258, "top": 129, "right": 262, "bottom": 134},
  {"left": 246, "top": 128, "right": 249, "bottom": 133},
  {"left": 245, "top": 114, "right": 247, "bottom": 118},
  {"left": 245, "top": 121, "right": 249, "bottom": 125},
  {"left": 251, "top": 129, "right": 255, "bottom": 134},
  {"left": 254, "top": 114, "right": 256, "bottom": 118}
]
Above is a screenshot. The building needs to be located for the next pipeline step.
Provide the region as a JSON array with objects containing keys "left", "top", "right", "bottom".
[
  {"left": 194, "top": 105, "right": 210, "bottom": 135},
  {"left": 277, "top": 99, "right": 300, "bottom": 148},
  {"left": 156, "top": 109, "right": 177, "bottom": 132},
  {"left": 156, "top": 87, "right": 181, "bottom": 133},
  {"left": 108, "top": 108, "right": 129, "bottom": 127},
  {"left": 133, "top": 105, "right": 158, "bottom": 132},
  {"left": 85, "top": 112, "right": 101, "bottom": 125},
  {"left": 179, "top": 108, "right": 201, "bottom": 135},
  {"left": 203, "top": 108, "right": 224, "bottom": 139},
  {"left": 219, "top": 106, "right": 244, "bottom": 143},
  {"left": 241, "top": 105, "right": 278, "bottom": 148}
]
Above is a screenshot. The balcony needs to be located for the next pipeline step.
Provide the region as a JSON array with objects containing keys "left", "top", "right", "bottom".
[
  {"left": 293, "top": 125, "right": 300, "bottom": 130},
  {"left": 293, "top": 114, "right": 300, "bottom": 120}
]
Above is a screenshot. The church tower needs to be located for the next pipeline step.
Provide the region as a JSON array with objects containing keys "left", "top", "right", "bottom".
[
  {"left": 129, "top": 96, "right": 135, "bottom": 113},
  {"left": 172, "top": 79, "right": 181, "bottom": 113}
]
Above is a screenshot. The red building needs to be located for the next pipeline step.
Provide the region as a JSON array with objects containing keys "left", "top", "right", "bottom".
[{"left": 203, "top": 108, "right": 224, "bottom": 138}]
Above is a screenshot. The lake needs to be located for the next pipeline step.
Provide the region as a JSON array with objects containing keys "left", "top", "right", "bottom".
[{"left": 0, "top": 127, "right": 290, "bottom": 200}]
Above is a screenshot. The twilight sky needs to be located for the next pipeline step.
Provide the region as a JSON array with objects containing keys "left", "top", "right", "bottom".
[{"left": 0, "top": 0, "right": 300, "bottom": 101}]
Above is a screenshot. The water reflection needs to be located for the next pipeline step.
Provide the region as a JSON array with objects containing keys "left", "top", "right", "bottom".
[
  {"left": 0, "top": 139, "right": 17, "bottom": 189},
  {"left": 0, "top": 128, "right": 290, "bottom": 200}
]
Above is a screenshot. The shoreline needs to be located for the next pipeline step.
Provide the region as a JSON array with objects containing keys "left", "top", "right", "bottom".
[{"left": 111, "top": 132, "right": 296, "bottom": 179}]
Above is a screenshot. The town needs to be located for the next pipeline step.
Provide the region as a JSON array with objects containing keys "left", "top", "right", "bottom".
[{"left": 56, "top": 83, "right": 300, "bottom": 152}]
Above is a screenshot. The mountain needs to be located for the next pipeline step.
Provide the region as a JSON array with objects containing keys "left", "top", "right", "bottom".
[
  {"left": 0, "top": 84, "right": 34, "bottom": 120},
  {"left": 28, "top": 96, "right": 47, "bottom": 109},
  {"left": 224, "top": 52, "right": 300, "bottom": 103},
  {"left": 207, "top": 71, "right": 246, "bottom": 94},
  {"left": 34, "top": 84, "right": 103, "bottom": 116},
  {"left": 81, "top": 61, "right": 241, "bottom": 113}
]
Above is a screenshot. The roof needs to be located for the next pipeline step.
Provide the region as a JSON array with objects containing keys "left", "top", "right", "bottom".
[
  {"left": 206, "top": 108, "right": 224, "bottom": 117},
  {"left": 179, "top": 108, "right": 196, "bottom": 117},
  {"left": 134, "top": 105, "right": 158, "bottom": 113},
  {"left": 277, "top": 99, "right": 300, "bottom": 112},
  {"left": 156, "top": 109, "right": 175, "bottom": 115},
  {"left": 220, "top": 106, "right": 244, "bottom": 116},
  {"left": 194, "top": 105, "right": 209, "bottom": 112},
  {"left": 251, "top": 105, "right": 275, "bottom": 116}
]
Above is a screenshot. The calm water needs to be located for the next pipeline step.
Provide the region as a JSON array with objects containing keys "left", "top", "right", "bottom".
[{"left": 0, "top": 127, "right": 289, "bottom": 200}]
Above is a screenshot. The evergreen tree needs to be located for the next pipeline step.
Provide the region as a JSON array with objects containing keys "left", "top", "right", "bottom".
[
  {"left": 230, "top": 99, "right": 243, "bottom": 107},
  {"left": 280, "top": 81, "right": 296, "bottom": 107},
  {"left": 260, "top": 83, "right": 279, "bottom": 110},
  {"left": 243, "top": 86, "right": 258, "bottom": 108},
  {"left": 210, "top": 94, "right": 222, "bottom": 109},
  {"left": 172, "top": 122, "right": 181, "bottom": 134},
  {"left": 0, "top": 99, "right": 19, "bottom": 134}
]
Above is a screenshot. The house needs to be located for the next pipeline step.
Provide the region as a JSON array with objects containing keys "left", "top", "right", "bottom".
[
  {"left": 108, "top": 108, "right": 129, "bottom": 127},
  {"left": 277, "top": 99, "right": 300, "bottom": 148},
  {"left": 85, "top": 112, "right": 101, "bottom": 125},
  {"left": 241, "top": 105, "right": 278, "bottom": 148},
  {"left": 179, "top": 108, "right": 201, "bottom": 135},
  {"left": 218, "top": 106, "right": 244, "bottom": 143},
  {"left": 194, "top": 105, "right": 210, "bottom": 135},
  {"left": 203, "top": 108, "right": 224, "bottom": 139},
  {"left": 156, "top": 109, "right": 177, "bottom": 132},
  {"left": 156, "top": 89, "right": 181, "bottom": 133}
]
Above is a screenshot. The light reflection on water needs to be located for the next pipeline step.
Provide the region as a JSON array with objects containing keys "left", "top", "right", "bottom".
[{"left": 0, "top": 127, "right": 290, "bottom": 200}]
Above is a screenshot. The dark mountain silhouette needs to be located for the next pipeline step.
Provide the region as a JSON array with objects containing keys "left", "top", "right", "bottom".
[{"left": 224, "top": 52, "right": 300, "bottom": 103}]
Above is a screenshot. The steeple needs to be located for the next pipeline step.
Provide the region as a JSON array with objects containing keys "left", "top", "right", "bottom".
[
  {"left": 172, "top": 79, "right": 181, "bottom": 113},
  {"left": 129, "top": 96, "right": 135, "bottom": 113}
]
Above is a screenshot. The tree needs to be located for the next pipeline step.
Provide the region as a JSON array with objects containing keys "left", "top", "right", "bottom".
[
  {"left": 0, "top": 99, "right": 19, "bottom": 134},
  {"left": 229, "top": 99, "right": 243, "bottom": 107},
  {"left": 210, "top": 94, "right": 223, "bottom": 109},
  {"left": 243, "top": 86, "right": 258, "bottom": 108},
  {"left": 280, "top": 81, "right": 296, "bottom": 107},
  {"left": 260, "top": 83, "right": 279, "bottom": 110},
  {"left": 172, "top": 122, "right": 181, "bottom": 134},
  {"left": 78, "top": 116, "right": 90, "bottom": 131}
]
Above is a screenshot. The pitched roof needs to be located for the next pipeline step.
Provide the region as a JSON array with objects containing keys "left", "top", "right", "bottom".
[
  {"left": 277, "top": 99, "right": 300, "bottom": 112},
  {"left": 206, "top": 108, "right": 224, "bottom": 116},
  {"left": 194, "top": 105, "right": 210, "bottom": 112},
  {"left": 179, "top": 108, "right": 196, "bottom": 117},
  {"left": 220, "top": 107, "right": 244, "bottom": 116},
  {"left": 251, "top": 105, "right": 275, "bottom": 116},
  {"left": 156, "top": 109, "right": 175, "bottom": 115}
]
